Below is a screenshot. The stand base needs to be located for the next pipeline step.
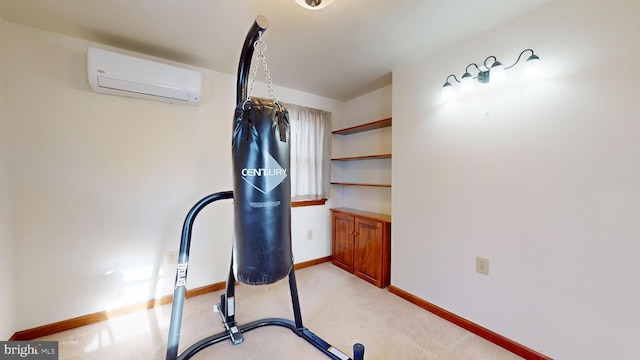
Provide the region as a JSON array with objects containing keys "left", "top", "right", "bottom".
[{"left": 177, "top": 314, "right": 362, "bottom": 360}]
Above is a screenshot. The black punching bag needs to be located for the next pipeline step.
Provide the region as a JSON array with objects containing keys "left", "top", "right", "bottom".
[{"left": 232, "top": 97, "right": 293, "bottom": 285}]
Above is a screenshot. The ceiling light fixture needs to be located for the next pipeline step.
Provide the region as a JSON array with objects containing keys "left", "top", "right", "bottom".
[
  {"left": 295, "top": 0, "right": 335, "bottom": 10},
  {"left": 441, "top": 49, "right": 541, "bottom": 102}
]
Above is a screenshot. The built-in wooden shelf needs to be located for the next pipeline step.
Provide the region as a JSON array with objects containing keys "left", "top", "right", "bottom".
[
  {"left": 332, "top": 118, "right": 392, "bottom": 136},
  {"left": 332, "top": 154, "right": 391, "bottom": 161},
  {"left": 331, "top": 117, "right": 392, "bottom": 221},
  {"left": 331, "top": 182, "right": 391, "bottom": 188}
]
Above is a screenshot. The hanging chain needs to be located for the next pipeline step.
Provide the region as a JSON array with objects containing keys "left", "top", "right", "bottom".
[{"left": 244, "top": 31, "right": 280, "bottom": 109}]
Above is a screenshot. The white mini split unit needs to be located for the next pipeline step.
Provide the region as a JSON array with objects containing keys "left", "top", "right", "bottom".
[{"left": 87, "top": 47, "right": 202, "bottom": 105}]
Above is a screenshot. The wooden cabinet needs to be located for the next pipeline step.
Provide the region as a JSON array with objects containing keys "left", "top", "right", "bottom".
[
  {"left": 331, "top": 208, "right": 391, "bottom": 288},
  {"left": 332, "top": 211, "right": 356, "bottom": 273}
]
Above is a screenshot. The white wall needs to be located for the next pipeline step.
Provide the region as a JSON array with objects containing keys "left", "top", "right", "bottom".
[
  {"left": 5, "top": 22, "right": 342, "bottom": 331},
  {"left": 0, "top": 15, "right": 17, "bottom": 340},
  {"left": 392, "top": 0, "right": 640, "bottom": 359},
  {"left": 341, "top": 85, "right": 392, "bottom": 130}
]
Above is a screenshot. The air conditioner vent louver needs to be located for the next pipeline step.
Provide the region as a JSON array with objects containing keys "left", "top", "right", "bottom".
[{"left": 87, "top": 47, "right": 201, "bottom": 105}]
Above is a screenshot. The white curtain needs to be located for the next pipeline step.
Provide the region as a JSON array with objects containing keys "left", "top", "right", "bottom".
[{"left": 285, "top": 103, "right": 331, "bottom": 200}]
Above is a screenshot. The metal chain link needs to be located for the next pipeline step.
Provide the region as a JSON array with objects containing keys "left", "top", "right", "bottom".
[{"left": 243, "top": 31, "right": 280, "bottom": 110}]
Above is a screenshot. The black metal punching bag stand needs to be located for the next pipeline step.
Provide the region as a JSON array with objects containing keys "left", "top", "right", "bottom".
[{"left": 165, "top": 16, "right": 365, "bottom": 360}]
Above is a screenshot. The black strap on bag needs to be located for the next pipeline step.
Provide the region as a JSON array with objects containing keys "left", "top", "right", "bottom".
[{"left": 232, "top": 36, "right": 293, "bottom": 285}]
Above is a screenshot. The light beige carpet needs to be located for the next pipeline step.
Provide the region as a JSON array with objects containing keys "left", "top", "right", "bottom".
[{"left": 36, "top": 263, "right": 523, "bottom": 359}]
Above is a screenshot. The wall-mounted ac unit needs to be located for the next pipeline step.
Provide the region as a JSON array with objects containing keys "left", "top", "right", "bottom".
[{"left": 87, "top": 47, "right": 201, "bottom": 105}]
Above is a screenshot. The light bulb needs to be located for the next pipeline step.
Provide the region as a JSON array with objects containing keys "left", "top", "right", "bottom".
[
  {"left": 490, "top": 62, "right": 505, "bottom": 83},
  {"left": 461, "top": 73, "right": 475, "bottom": 92},
  {"left": 441, "top": 82, "right": 453, "bottom": 102},
  {"left": 295, "top": 0, "right": 334, "bottom": 10},
  {"left": 524, "top": 54, "right": 541, "bottom": 79}
]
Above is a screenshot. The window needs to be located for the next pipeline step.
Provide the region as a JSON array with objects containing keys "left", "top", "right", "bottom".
[{"left": 284, "top": 103, "right": 331, "bottom": 205}]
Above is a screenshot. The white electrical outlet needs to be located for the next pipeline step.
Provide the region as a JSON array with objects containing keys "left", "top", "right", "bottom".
[
  {"left": 167, "top": 250, "right": 178, "bottom": 265},
  {"left": 307, "top": 229, "right": 313, "bottom": 240},
  {"left": 476, "top": 256, "right": 489, "bottom": 275}
]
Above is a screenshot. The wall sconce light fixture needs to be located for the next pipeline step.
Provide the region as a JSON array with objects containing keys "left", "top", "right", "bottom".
[{"left": 441, "top": 49, "right": 540, "bottom": 102}]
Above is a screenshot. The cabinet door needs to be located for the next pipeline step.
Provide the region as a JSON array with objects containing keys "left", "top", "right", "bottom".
[
  {"left": 353, "top": 217, "right": 383, "bottom": 287},
  {"left": 332, "top": 213, "right": 355, "bottom": 273}
]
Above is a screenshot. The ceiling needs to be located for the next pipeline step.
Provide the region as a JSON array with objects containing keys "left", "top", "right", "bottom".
[{"left": 0, "top": 0, "right": 553, "bottom": 101}]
